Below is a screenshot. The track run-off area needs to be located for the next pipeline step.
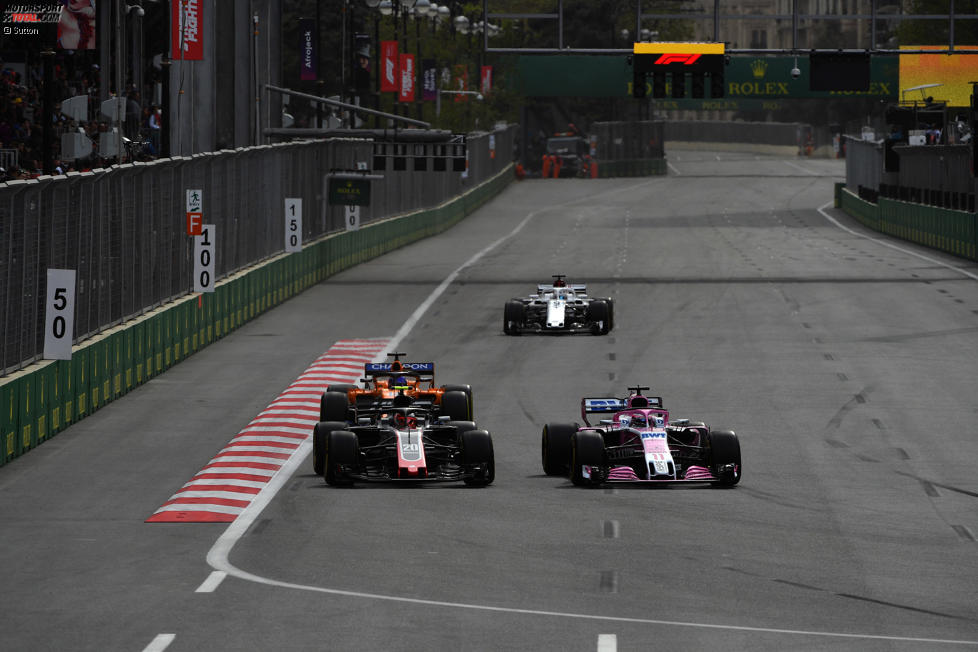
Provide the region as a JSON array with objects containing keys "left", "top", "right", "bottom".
[{"left": 2, "top": 150, "right": 977, "bottom": 651}]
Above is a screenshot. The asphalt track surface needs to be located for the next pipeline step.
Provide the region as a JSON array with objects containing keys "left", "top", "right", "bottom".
[{"left": 2, "top": 150, "right": 978, "bottom": 652}]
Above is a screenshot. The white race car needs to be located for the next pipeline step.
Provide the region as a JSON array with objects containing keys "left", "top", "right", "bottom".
[{"left": 503, "top": 275, "right": 614, "bottom": 335}]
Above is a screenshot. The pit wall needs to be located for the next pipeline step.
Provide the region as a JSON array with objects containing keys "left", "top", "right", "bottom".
[{"left": 0, "top": 164, "right": 512, "bottom": 467}]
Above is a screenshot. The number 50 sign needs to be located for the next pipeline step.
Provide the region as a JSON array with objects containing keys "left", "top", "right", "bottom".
[{"left": 44, "top": 269, "right": 76, "bottom": 360}]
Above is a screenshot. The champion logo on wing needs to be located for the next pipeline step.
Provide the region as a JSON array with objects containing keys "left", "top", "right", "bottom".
[{"left": 654, "top": 53, "right": 702, "bottom": 65}]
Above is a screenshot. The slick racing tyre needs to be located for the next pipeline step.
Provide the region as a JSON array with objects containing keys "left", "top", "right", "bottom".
[
  {"left": 442, "top": 384, "right": 474, "bottom": 417},
  {"left": 708, "top": 429, "right": 741, "bottom": 487},
  {"left": 587, "top": 300, "right": 611, "bottom": 335},
  {"left": 504, "top": 300, "right": 525, "bottom": 335},
  {"left": 312, "top": 421, "right": 349, "bottom": 476},
  {"left": 324, "top": 429, "right": 359, "bottom": 486},
  {"left": 447, "top": 420, "right": 477, "bottom": 440},
  {"left": 460, "top": 429, "right": 494, "bottom": 487},
  {"left": 441, "top": 390, "right": 472, "bottom": 421},
  {"left": 320, "top": 390, "right": 350, "bottom": 423},
  {"left": 326, "top": 384, "right": 357, "bottom": 394},
  {"left": 570, "top": 430, "right": 606, "bottom": 487},
  {"left": 541, "top": 423, "right": 577, "bottom": 476}
]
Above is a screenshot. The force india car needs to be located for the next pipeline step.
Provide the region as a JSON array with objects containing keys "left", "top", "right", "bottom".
[
  {"left": 540, "top": 387, "right": 741, "bottom": 487},
  {"left": 503, "top": 275, "right": 614, "bottom": 335},
  {"left": 312, "top": 354, "right": 493, "bottom": 486},
  {"left": 319, "top": 353, "right": 473, "bottom": 424}
]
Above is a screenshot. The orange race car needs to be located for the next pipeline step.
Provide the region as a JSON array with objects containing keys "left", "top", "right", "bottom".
[{"left": 318, "top": 353, "right": 473, "bottom": 424}]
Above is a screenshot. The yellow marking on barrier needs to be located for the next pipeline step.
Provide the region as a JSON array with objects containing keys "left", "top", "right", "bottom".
[
  {"left": 38, "top": 415, "right": 46, "bottom": 440},
  {"left": 207, "top": 325, "right": 213, "bottom": 342},
  {"left": 25, "top": 382, "right": 30, "bottom": 412},
  {"left": 114, "top": 375, "right": 121, "bottom": 395},
  {"left": 53, "top": 406, "right": 60, "bottom": 430},
  {"left": 5, "top": 432, "right": 13, "bottom": 456},
  {"left": 165, "top": 347, "right": 172, "bottom": 366},
  {"left": 155, "top": 353, "right": 162, "bottom": 372},
  {"left": 126, "top": 369, "right": 132, "bottom": 388},
  {"left": 22, "top": 424, "right": 30, "bottom": 448},
  {"left": 103, "top": 380, "right": 109, "bottom": 399},
  {"left": 65, "top": 400, "right": 72, "bottom": 423},
  {"left": 136, "top": 363, "right": 143, "bottom": 383},
  {"left": 78, "top": 392, "right": 87, "bottom": 414}
]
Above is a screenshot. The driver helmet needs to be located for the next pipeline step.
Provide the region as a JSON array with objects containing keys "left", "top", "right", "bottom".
[{"left": 553, "top": 278, "right": 566, "bottom": 288}]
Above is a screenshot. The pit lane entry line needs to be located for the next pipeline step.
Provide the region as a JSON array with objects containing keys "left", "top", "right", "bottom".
[{"left": 201, "top": 183, "right": 978, "bottom": 647}]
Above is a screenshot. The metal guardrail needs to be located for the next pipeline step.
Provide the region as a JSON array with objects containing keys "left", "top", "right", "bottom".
[{"left": 0, "top": 126, "right": 517, "bottom": 377}]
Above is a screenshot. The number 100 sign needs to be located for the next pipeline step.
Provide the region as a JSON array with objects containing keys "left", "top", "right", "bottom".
[{"left": 194, "top": 224, "right": 216, "bottom": 293}]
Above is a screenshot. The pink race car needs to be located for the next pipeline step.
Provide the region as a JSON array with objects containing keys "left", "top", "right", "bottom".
[{"left": 540, "top": 386, "right": 741, "bottom": 487}]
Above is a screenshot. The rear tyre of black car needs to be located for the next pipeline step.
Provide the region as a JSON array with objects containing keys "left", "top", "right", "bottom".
[
  {"left": 442, "top": 384, "right": 474, "bottom": 416},
  {"left": 588, "top": 300, "right": 610, "bottom": 335},
  {"left": 312, "top": 421, "right": 349, "bottom": 475},
  {"left": 460, "top": 429, "right": 494, "bottom": 486},
  {"left": 708, "top": 429, "right": 741, "bottom": 487},
  {"left": 541, "top": 423, "right": 577, "bottom": 476},
  {"left": 324, "top": 430, "right": 359, "bottom": 486},
  {"left": 320, "top": 390, "right": 350, "bottom": 423},
  {"left": 504, "top": 301, "right": 525, "bottom": 335},
  {"left": 441, "top": 390, "right": 472, "bottom": 421},
  {"left": 570, "top": 431, "right": 606, "bottom": 487}
]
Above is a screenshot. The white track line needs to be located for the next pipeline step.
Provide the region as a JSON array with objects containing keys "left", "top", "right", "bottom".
[
  {"left": 818, "top": 200, "right": 978, "bottom": 281},
  {"left": 141, "top": 634, "right": 175, "bottom": 652},
  {"left": 195, "top": 571, "right": 227, "bottom": 593},
  {"left": 201, "top": 186, "right": 978, "bottom": 646}
]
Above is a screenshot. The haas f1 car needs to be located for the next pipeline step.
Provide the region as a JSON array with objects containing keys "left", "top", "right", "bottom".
[
  {"left": 504, "top": 275, "right": 614, "bottom": 335},
  {"left": 541, "top": 387, "right": 741, "bottom": 487},
  {"left": 312, "top": 354, "right": 493, "bottom": 486}
]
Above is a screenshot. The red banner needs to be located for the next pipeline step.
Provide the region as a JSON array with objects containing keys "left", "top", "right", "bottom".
[
  {"left": 398, "top": 54, "right": 416, "bottom": 102},
  {"left": 380, "top": 41, "right": 399, "bottom": 92},
  {"left": 172, "top": 0, "right": 203, "bottom": 61},
  {"left": 453, "top": 64, "right": 468, "bottom": 102},
  {"left": 481, "top": 65, "right": 493, "bottom": 95}
]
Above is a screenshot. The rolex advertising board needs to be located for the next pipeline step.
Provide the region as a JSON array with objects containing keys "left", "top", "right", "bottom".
[{"left": 516, "top": 54, "right": 898, "bottom": 106}]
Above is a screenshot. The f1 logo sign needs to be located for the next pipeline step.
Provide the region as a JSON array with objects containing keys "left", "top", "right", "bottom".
[{"left": 654, "top": 53, "right": 702, "bottom": 65}]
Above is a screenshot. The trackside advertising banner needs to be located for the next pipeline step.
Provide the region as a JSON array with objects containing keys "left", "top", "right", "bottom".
[
  {"left": 381, "top": 40, "right": 398, "bottom": 92},
  {"left": 399, "top": 54, "right": 415, "bottom": 102},
  {"left": 422, "top": 59, "right": 437, "bottom": 100},
  {"left": 299, "top": 17, "right": 316, "bottom": 80},
  {"left": 172, "top": 0, "right": 203, "bottom": 60},
  {"left": 481, "top": 65, "right": 492, "bottom": 94}
]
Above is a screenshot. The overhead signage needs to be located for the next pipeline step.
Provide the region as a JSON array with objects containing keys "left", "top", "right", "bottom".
[
  {"left": 328, "top": 177, "right": 371, "bottom": 206},
  {"left": 517, "top": 54, "right": 898, "bottom": 100}
]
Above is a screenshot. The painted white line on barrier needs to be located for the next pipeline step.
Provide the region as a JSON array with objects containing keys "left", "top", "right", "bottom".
[
  {"left": 818, "top": 201, "right": 978, "bottom": 282},
  {"left": 597, "top": 634, "right": 617, "bottom": 652},
  {"left": 141, "top": 634, "right": 175, "bottom": 652},
  {"left": 667, "top": 160, "right": 682, "bottom": 175},
  {"left": 195, "top": 571, "right": 227, "bottom": 593},
  {"left": 200, "top": 185, "right": 978, "bottom": 646}
]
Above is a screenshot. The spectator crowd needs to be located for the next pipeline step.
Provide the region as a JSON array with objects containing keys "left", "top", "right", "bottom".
[{"left": 0, "top": 52, "right": 161, "bottom": 183}]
